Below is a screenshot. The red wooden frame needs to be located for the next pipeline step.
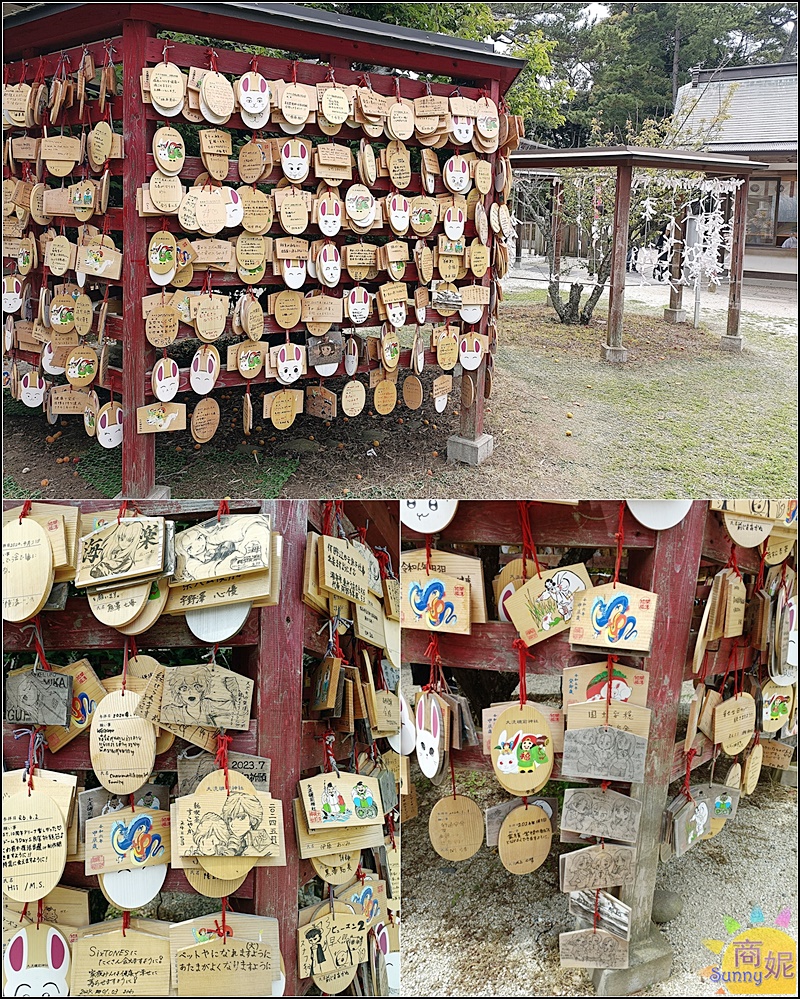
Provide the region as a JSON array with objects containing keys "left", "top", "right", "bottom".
[
  {"left": 4, "top": 5, "right": 522, "bottom": 497},
  {"left": 401, "top": 499, "right": 772, "bottom": 983},
  {"left": 2, "top": 497, "right": 399, "bottom": 996}
]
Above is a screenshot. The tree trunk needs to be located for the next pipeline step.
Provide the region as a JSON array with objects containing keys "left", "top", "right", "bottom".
[
  {"left": 782, "top": 19, "right": 797, "bottom": 60},
  {"left": 579, "top": 248, "right": 614, "bottom": 324},
  {"left": 671, "top": 22, "right": 681, "bottom": 106}
]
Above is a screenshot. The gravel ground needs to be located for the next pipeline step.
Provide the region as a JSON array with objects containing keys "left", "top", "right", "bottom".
[{"left": 401, "top": 669, "right": 798, "bottom": 997}]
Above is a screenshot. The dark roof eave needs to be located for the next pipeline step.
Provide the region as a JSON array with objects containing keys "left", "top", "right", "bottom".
[{"left": 509, "top": 145, "right": 769, "bottom": 175}]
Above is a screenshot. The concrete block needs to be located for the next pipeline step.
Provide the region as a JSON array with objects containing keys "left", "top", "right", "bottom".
[
  {"left": 719, "top": 334, "right": 743, "bottom": 352},
  {"left": 591, "top": 924, "right": 673, "bottom": 996},
  {"left": 601, "top": 345, "right": 628, "bottom": 363},
  {"left": 781, "top": 763, "right": 797, "bottom": 788},
  {"left": 662, "top": 307, "right": 687, "bottom": 324},
  {"left": 447, "top": 433, "right": 494, "bottom": 466}
]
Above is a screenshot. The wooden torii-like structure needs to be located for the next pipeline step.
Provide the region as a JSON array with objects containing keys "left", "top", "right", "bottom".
[{"left": 510, "top": 146, "right": 767, "bottom": 361}]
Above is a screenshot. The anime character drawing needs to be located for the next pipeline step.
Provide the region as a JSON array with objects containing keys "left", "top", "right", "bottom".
[
  {"left": 191, "top": 791, "right": 270, "bottom": 857},
  {"left": 176, "top": 516, "right": 270, "bottom": 581}
]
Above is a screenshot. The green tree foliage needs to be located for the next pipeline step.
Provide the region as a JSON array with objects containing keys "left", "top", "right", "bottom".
[{"left": 299, "top": 2, "right": 502, "bottom": 41}]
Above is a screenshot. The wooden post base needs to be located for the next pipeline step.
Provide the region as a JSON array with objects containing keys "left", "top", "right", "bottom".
[
  {"left": 591, "top": 924, "right": 673, "bottom": 996},
  {"left": 601, "top": 345, "right": 629, "bottom": 363},
  {"left": 662, "top": 307, "right": 687, "bottom": 324},
  {"left": 446, "top": 433, "right": 495, "bottom": 465},
  {"left": 114, "top": 485, "right": 171, "bottom": 500},
  {"left": 719, "top": 334, "right": 744, "bottom": 352}
]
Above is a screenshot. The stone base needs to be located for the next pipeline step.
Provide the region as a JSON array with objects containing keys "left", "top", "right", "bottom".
[
  {"left": 114, "top": 485, "right": 171, "bottom": 500},
  {"left": 781, "top": 763, "right": 798, "bottom": 788},
  {"left": 662, "top": 307, "right": 687, "bottom": 324},
  {"left": 601, "top": 345, "right": 629, "bottom": 363},
  {"left": 719, "top": 334, "right": 743, "bottom": 352},
  {"left": 447, "top": 432, "right": 494, "bottom": 466},
  {"left": 591, "top": 924, "right": 673, "bottom": 997}
]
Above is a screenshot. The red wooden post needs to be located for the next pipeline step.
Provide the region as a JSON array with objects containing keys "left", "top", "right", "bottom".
[
  {"left": 663, "top": 206, "right": 687, "bottom": 323},
  {"left": 604, "top": 163, "right": 633, "bottom": 362},
  {"left": 121, "top": 18, "right": 157, "bottom": 498},
  {"left": 722, "top": 175, "right": 748, "bottom": 350},
  {"left": 252, "top": 499, "right": 309, "bottom": 998},
  {"left": 591, "top": 500, "right": 707, "bottom": 996}
]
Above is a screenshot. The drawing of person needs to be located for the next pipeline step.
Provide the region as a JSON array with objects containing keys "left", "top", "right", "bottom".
[
  {"left": 137, "top": 789, "right": 161, "bottom": 810},
  {"left": 305, "top": 927, "right": 326, "bottom": 975},
  {"left": 101, "top": 795, "right": 125, "bottom": 816},
  {"left": 322, "top": 781, "right": 348, "bottom": 820},
  {"left": 194, "top": 812, "right": 228, "bottom": 855},
  {"left": 222, "top": 791, "right": 269, "bottom": 854},
  {"left": 352, "top": 781, "right": 377, "bottom": 818}
]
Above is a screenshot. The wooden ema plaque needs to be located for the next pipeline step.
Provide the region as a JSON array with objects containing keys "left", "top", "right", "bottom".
[
  {"left": 318, "top": 535, "right": 369, "bottom": 606},
  {"left": 298, "top": 911, "right": 368, "bottom": 992},
  {"left": 310, "top": 850, "right": 361, "bottom": 885},
  {"left": 712, "top": 692, "right": 756, "bottom": 754},
  {"left": 134, "top": 661, "right": 217, "bottom": 754},
  {"left": 760, "top": 739, "right": 795, "bottom": 769},
  {"left": 570, "top": 889, "right": 631, "bottom": 940},
  {"left": 85, "top": 806, "right": 169, "bottom": 876},
  {"left": 161, "top": 662, "right": 253, "bottom": 730},
  {"left": 299, "top": 772, "right": 383, "bottom": 831},
  {"left": 4, "top": 667, "right": 73, "bottom": 727},
  {"left": 559, "top": 928, "right": 629, "bottom": 969},
  {"left": 504, "top": 563, "right": 591, "bottom": 646},
  {"left": 2, "top": 789, "right": 67, "bottom": 902},
  {"left": 89, "top": 690, "right": 156, "bottom": 794},
  {"left": 562, "top": 661, "right": 650, "bottom": 715},
  {"left": 173, "top": 514, "right": 271, "bottom": 585},
  {"left": 401, "top": 548, "right": 487, "bottom": 624},
  {"left": 401, "top": 570, "right": 471, "bottom": 635},
  {"left": 561, "top": 787, "right": 642, "bottom": 844},
  {"left": 567, "top": 700, "right": 651, "bottom": 740},
  {"left": 2, "top": 517, "right": 55, "bottom": 623},
  {"left": 70, "top": 928, "right": 170, "bottom": 996},
  {"left": 497, "top": 803, "right": 552, "bottom": 875},
  {"left": 2, "top": 924, "right": 72, "bottom": 995},
  {"left": 570, "top": 582, "right": 658, "bottom": 654},
  {"left": 76, "top": 518, "right": 165, "bottom": 589},
  {"left": 177, "top": 935, "right": 276, "bottom": 997},
  {"left": 561, "top": 726, "right": 647, "bottom": 784},
  {"left": 292, "top": 798, "right": 384, "bottom": 859},
  {"left": 560, "top": 843, "right": 637, "bottom": 892},
  {"left": 428, "top": 794, "right": 483, "bottom": 861},
  {"left": 490, "top": 704, "right": 554, "bottom": 796}
]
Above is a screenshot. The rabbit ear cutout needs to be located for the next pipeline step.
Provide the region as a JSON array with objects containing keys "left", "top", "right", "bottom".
[
  {"left": 416, "top": 696, "right": 425, "bottom": 731},
  {"left": 375, "top": 924, "right": 389, "bottom": 954},
  {"left": 511, "top": 729, "right": 522, "bottom": 748},
  {"left": 431, "top": 698, "right": 441, "bottom": 740},
  {"left": 48, "top": 928, "right": 68, "bottom": 974},
  {"left": 5, "top": 929, "right": 28, "bottom": 976}
]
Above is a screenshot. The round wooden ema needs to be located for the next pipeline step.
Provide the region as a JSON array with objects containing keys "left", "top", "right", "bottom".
[
  {"left": 417, "top": 244, "right": 434, "bottom": 284},
  {"left": 722, "top": 511, "right": 772, "bottom": 548},
  {"left": 153, "top": 125, "right": 185, "bottom": 174},
  {"left": 72, "top": 293, "right": 93, "bottom": 337},
  {"left": 178, "top": 188, "right": 200, "bottom": 231},
  {"left": 461, "top": 372, "right": 475, "bottom": 409},
  {"left": 237, "top": 344, "right": 263, "bottom": 380},
  {"left": 436, "top": 329, "right": 459, "bottom": 370},
  {"left": 281, "top": 83, "right": 310, "bottom": 125},
  {"left": 236, "top": 233, "right": 266, "bottom": 270},
  {"left": 271, "top": 389, "right": 297, "bottom": 430},
  {"left": 742, "top": 743, "right": 763, "bottom": 795},
  {"left": 359, "top": 141, "right": 377, "bottom": 186},
  {"left": 381, "top": 330, "right": 400, "bottom": 371},
  {"left": 150, "top": 61, "right": 184, "bottom": 109},
  {"left": 127, "top": 654, "right": 164, "bottom": 679},
  {"left": 345, "top": 184, "right": 373, "bottom": 224},
  {"left": 2, "top": 517, "right": 55, "bottom": 623},
  {"left": 762, "top": 678, "right": 791, "bottom": 733},
  {"left": 90, "top": 690, "right": 156, "bottom": 794},
  {"left": 190, "top": 343, "right": 221, "bottom": 391},
  {"left": 490, "top": 704, "right": 554, "bottom": 796},
  {"left": 191, "top": 397, "right": 221, "bottom": 443},
  {"left": 428, "top": 794, "right": 483, "bottom": 861},
  {"left": 474, "top": 159, "right": 492, "bottom": 196},
  {"left": 195, "top": 187, "right": 227, "bottom": 235},
  {"left": 310, "top": 849, "right": 361, "bottom": 886},
  {"left": 65, "top": 345, "right": 98, "bottom": 388},
  {"left": 83, "top": 390, "right": 99, "bottom": 437},
  {"left": 244, "top": 297, "right": 265, "bottom": 341},
  {"left": 184, "top": 856, "right": 248, "bottom": 898},
  {"left": 402, "top": 374, "right": 423, "bottom": 410},
  {"left": 238, "top": 141, "right": 266, "bottom": 184},
  {"left": 724, "top": 762, "right": 742, "bottom": 789},
  {"left": 497, "top": 803, "right": 552, "bottom": 875},
  {"left": 717, "top": 692, "right": 756, "bottom": 756},
  {"left": 627, "top": 500, "right": 693, "bottom": 531},
  {"left": 72, "top": 179, "right": 96, "bottom": 223},
  {"left": 764, "top": 532, "right": 795, "bottom": 566},
  {"left": 200, "top": 72, "right": 235, "bottom": 120},
  {"left": 88, "top": 578, "right": 153, "bottom": 629},
  {"left": 117, "top": 579, "right": 171, "bottom": 637},
  {"left": 185, "top": 600, "right": 252, "bottom": 643},
  {"left": 240, "top": 185, "right": 273, "bottom": 234},
  {"left": 196, "top": 771, "right": 259, "bottom": 881},
  {"left": 279, "top": 191, "right": 309, "bottom": 235},
  {"left": 400, "top": 499, "right": 458, "bottom": 535},
  {"left": 320, "top": 86, "right": 349, "bottom": 125},
  {"left": 30, "top": 183, "right": 52, "bottom": 225},
  {"left": 146, "top": 304, "right": 180, "bottom": 347},
  {"left": 99, "top": 863, "right": 168, "bottom": 910},
  {"left": 149, "top": 230, "right": 177, "bottom": 276},
  {"left": 341, "top": 379, "right": 366, "bottom": 417},
  {"left": 438, "top": 254, "right": 459, "bottom": 283},
  {"left": 373, "top": 378, "right": 397, "bottom": 416},
  {"left": 50, "top": 293, "right": 76, "bottom": 333},
  {"left": 2, "top": 789, "right": 67, "bottom": 902},
  {"left": 149, "top": 170, "right": 183, "bottom": 213}
]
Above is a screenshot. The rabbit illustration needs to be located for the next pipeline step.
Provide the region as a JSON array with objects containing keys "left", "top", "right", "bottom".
[
  {"left": 281, "top": 257, "right": 306, "bottom": 290},
  {"left": 374, "top": 922, "right": 400, "bottom": 996},
  {"left": 153, "top": 357, "right": 180, "bottom": 402},
  {"left": 2, "top": 274, "right": 23, "bottom": 313},
  {"left": 275, "top": 342, "right": 304, "bottom": 385},
  {"left": 450, "top": 114, "right": 474, "bottom": 144},
  {"left": 347, "top": 287, "right": 370, "bottom": 325},
  {"left": 190, "top": 348, "right": 218, "bottom": 395},
  {"left": 239, "top": 72, "right": 269, "bottom": 114},
  {"left": 386, "top": 300, "right": 406, "bottom": 329},
  {"left": 495, "top": 729, "right": 521, "bottom": 774},
  {"left": 41, "top": 342, "right": 65, "bottom": 376},
  {"left": 444, "top": 155, "right": 471, "bottom": 194},
  {"left": 20, "top": 371, "right": 46, "bottom": 408},
  {"left": 281, "top": 139, "right": 310, "bottom": 183},
  {"left": 443, "top": 205, "right": 465, "bottom": 240},
  {"left": 318, "top": 243, "right": 341, "bottom": 286},
  {"left": 388, "top": 692, "right": 416, "bottom": 757},
  {"left": 318, "top": 194, "right": 342, "bottom": 237},
  {"left": 387, "top": 193, "right": 410, "bottom": 234},
  {"left": 97, "top": 402, "right": 124, "bottom": 448},
  {"left": 344, "top": 336, "right": 360, "bottom": 375},
  {"left": 415, "top": 694, "right": 442, "bottom": 779},
  {"left": 459, "top": 300, "right": 484, "bottom": 324},
  {"left": 3, "top": 926, "right": 70, "bottom": 996},
  {"left": 225, "top": 187, "right": 244, "bottom": 228},
  {"left": 459, "top": 334, "right": 483, "bottom": 371}
]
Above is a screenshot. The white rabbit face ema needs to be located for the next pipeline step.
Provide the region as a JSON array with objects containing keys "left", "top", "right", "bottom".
[
  {"left": 190, "top": 347, "right": 219, "bottom": 395},
  {"left": 224, "top": 187, "right": 244, "bottom": 228},
  {"left": 374, "top": 923, "right": 400, "bottom": 995},
  {"left": 386, "top": 300, "right": 406, "bottom": 329},
  {"left": 459, "top": 334, "right": 482, "bottom": 370},
  {"left": 20, "top": 371, "right": 46, "bottom": 407},
  {"left": 400, "top": 498, "right": 458, "bottom": 534},
  {"left": 443, "top": 205, "right": 465, "bottom": 240},
  {"left": 319, "top": 243, "right": 341, "bottom": 285},
  {"left": 415, "top": 694, "right": 442, "bottom": 779},
  {"left": 154, "top": 356, "right": 180, "bottom": 401},
  {"left": 388, "top": 692, "right": 416, "bottom": 756},
  {"left": 239, "top": 71, "right": 269, "bottom": 114},
  {"left": 459, "top": 303, "right": 483, "bottom": 324},
  {"left": 444, "top": 155, "right": 471, "bottom": 193},
  {"left": 97, "top": 402, "right": 124, "bottom": 448},
  {"left": 388, "top": 193, "right": 410, "bottom": 232},
  {"left": 276, "top": 342, "right": 304, "bottom": 384},
  {"left": 42, "top": 342, "right": 65, "bottom": 376},
  {"left": 4, "top": 926, "right": 70, "bottom": 997},
  {"left": 495, "top": 729, "right": 521, "bottom": 774},
  {"left": 347, "top": 287, "right": 370, "bottom": 325},
  {"left": 282, "top": 258, "right": 306, "bottom": 290},
  {"left": 318, "top": 194, "right": 342, "bottom": 237},
  {"left": 344, "top": 337, "right": 359, "bottom": 375},
  {"left": 281, "top": 139, "right": 310, "bottom": 182},
  {"left": 451, "top": 114, "right": 474, "bottom": 144},
  {"left": 2, "top": 274, "right": 23, "bottom": 313}
]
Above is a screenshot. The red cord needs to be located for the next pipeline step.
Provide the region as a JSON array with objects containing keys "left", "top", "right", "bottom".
[
  {"left": 613, "top": 500, "right": 625, "bottom": 588},
  {"left": 512, "top": 638, "right": 532, "bottom": 707},
  {"left": 215, "top": 731, "right": 233, "bottom": 793}
]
